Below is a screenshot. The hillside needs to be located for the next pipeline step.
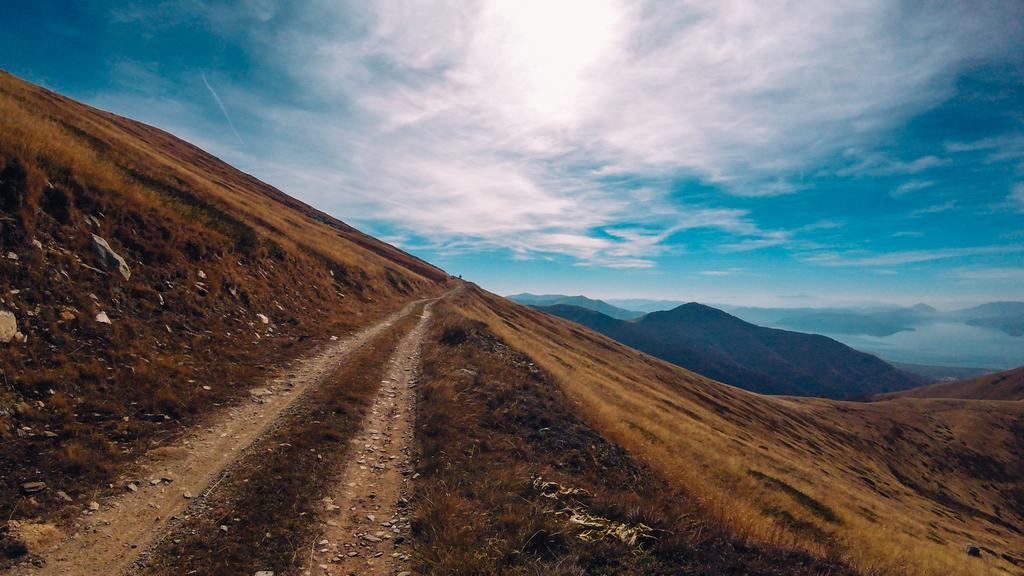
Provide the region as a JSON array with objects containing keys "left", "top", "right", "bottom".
[
  {"left": 538, "top": 302, "right": 926, "bottom": 398},
  {"left": 883, "top": 366, "right": 1024, "bottom": 401},
  {"left": 457, "top": 287, "right": 1024, "bottom": 576},
  {"left": 0, "top": 70, "right": 446, "bottom": 530}
]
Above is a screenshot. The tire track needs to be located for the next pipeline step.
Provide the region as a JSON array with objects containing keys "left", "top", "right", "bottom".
[
  {"left": 15, "top": 297, "right": 431, "bottom": 576},
  {"left": 299, "top": 299, "right": 435, "bottom": 576}
]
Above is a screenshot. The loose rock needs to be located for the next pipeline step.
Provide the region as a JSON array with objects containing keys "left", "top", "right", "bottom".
[
  {"left": 91, "top": 234, "right": 131, "bottom": 280},
  {"left": 0, "top": 309, "right": 26, "bottom": 343}
]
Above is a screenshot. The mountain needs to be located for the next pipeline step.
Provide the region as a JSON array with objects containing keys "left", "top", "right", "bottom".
[
  {"left": 882, "top": 366, "right": 1024, "bottom": 400},
  {"left": 3, "top": 71, "right": 1021, "bottom": 576},
  {"left": 603, "top": 297, "right": 687, "bottom": 313},
  {"left": 952, "top": 301, "right": 1024, "bottom": 319},
  {"left": 890, "top": 362, "right": 996, "bottom": 382},
  {"left": 507, "top": 293, "right": 644, "bottom": 319},
  {"left": 537, "top": 302, "right": 926, "bottom": 398}
]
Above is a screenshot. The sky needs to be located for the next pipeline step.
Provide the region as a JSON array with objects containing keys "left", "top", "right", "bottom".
[{"left": 2, "top": 1, "right": 1024, "bottom": 307}]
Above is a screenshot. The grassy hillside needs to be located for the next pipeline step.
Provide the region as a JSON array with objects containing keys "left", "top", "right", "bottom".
[
  {"left": 884, "top": 366, "right": 1024, "bottom": 401},
  {"left": 0, "top": 70, "right": 446, "bottom": 523},
  {"left": 457, "top": 286, "right": 1023, "bottom": 576}
]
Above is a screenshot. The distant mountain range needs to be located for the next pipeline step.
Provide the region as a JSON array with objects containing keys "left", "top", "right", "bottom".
[
  {"left": 506, "top": 293, "right": 644, "bottom": 319},
  {"left": 510, "top": 294, "right": 1024, "bottom": 339},
  {"left": 721, "top": 301, "right": 1024, "bottom": 339},
  {"left": 534, "top": 302, "right": 927, "bottom": 399}
]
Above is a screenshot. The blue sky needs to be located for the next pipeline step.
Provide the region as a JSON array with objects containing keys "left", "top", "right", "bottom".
[{"left": 3, "top": 1, "right": 1024, "bottom": 307}]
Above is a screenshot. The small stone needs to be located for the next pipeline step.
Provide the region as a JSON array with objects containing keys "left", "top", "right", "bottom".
[
  {"left": 126, "top": 482, "right": 138, "bottom": 492},
  {"left": 183, "top": 491, "right": 193, "bottom": 499},
  {"left": 149, "top": 478, "right": 162, "bottom": 486},
  {"left": 254, "top": 571, "right": 274, "bottom": 576},
  {"left": 219, "top": 525, "right": 229, "bottom": 533},
  {"left": 56, "top": 490, "right": 73, "bottom": 502},
  {"left": 20, "top": 481, "right": 46, "bottom": 494},
  {"left": 0, "top": 309, "right": 25, "bottom": 343},
  {"left": 256, "top": 313, "right": 270, "bottom": 324},
  {"left": 88, "top": 501, "right": 100, "bottom": 511},
  {"left": 95, "top": 311, "right": 112, "bottom": 324},
  {"left": 362, "top": 534, "right": 381, "bottom": 543}
]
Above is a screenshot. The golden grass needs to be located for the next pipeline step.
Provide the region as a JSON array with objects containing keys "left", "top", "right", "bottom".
[{"left": 451, "top": 285, "right": 1024, "bottom": 576}]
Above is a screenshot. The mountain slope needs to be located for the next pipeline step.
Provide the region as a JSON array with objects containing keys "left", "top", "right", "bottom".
[
  {"left": 508, "top": 293, "right": 644, "bottom": 319},
  {"left": 884, "top": 366, "right": 1024, "bottom": 400},
  {"left": 0, "top": 70, "right": 446, "bottom": 526},
  {"left": 455, "top": 286, "right": 1024, "bottom": 576},
  {"left": 539, "top": 302, "right": 925, "bottom": 398}
]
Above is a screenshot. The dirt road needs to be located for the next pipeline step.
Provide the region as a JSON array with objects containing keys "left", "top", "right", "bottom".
[
  {"left": 300, "top": 300, "right": 434, "bottom": 576},
  {"left": 15, "top": 298, "right": 431, "bottom": 576}
]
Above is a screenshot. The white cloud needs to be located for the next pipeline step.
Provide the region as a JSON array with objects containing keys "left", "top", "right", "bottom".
[
  {"left": 802, "top": 245, "right": 1024, "bottom": 267},
  {"left": 107, "top": 1, "right": 1024, "bottom": 267},
  {"left": 891, "top": 179, "right": 934, "bottom": 197},
  {"left": 1010, "top": 183, "right": 1024, "bottom": 212},
  {"left": 954, "top": 267, "right": 1024, "bottom": 281}
]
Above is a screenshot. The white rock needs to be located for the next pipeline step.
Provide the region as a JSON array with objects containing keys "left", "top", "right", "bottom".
[
  {"left": 255, "top": 572, "right": 274, "bottom": 576},
  {"left": 198, "top": 270, "right": 207, "bottom": 279},
  {"left": 256, "top": 313, "right": 270, "bottom": 324},
  {"left": 91, "top": 234, "right": 131, "bottom": 280},
  {"left": 95, "top": 312, "right": 112, "bottom": 324}
]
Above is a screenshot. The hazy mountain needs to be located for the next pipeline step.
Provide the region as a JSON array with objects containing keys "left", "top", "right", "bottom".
[
  {"left": 889, "top": 362, "right": 996, "bottom": 382},
  {"left": 507, "top": 293, "right": 644, "bottom": 320},
  {"left": 602, "top": 298, "right": 687, "bottom": 313},
  {"left": 537, "top": 302, "right": 926, "bottom": 399}
]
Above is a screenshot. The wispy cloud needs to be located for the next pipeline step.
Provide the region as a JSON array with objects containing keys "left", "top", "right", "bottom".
[
  {"left": 1009, "top": 183, "right": 1024, "bottom": 212},
  {"left": 954, "top": 267, "right": 1024, "bottom": 281},
  {"left": 911, "top": 200, "right": 957, "bottom": 217},
  {"left": 891, "top": 179, "right": 934, "bottom": 197},
  {"left": 83, "top": 1, "right": 1024, "bottom": 272},
  {"left": 802, "top": 245, "right": 1024, "bottom": 267}
]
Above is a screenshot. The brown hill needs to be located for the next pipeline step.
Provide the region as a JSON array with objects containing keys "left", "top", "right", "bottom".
[
  {"left": 446, "top": 285, "right": 1023, "bottom": 576},
  {"left": 0, "top": 69, "right": 446, "bottom": 524},
  {"left": 883, "top": 366, "right": 1024, "bottom": 401}
]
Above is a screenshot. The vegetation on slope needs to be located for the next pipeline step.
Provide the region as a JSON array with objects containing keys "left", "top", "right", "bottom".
[
  {"left": 412, "top": 300, "right": 853, "bottom": 575},
  {"left": 460, "top": 286, "right": 1023, "bottom": 576},
  {"left": 0, "top": 70, "right": 445, "bottom": 534},
  {"left": 883, "top": 366, "right": 1024, "bottom": 401}
]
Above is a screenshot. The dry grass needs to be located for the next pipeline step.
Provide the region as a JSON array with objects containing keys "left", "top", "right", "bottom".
[
  {"left": 447, "top": 285, "right": 1024, "bottom": 576},
  {"left": 411, "top": 303, "right": 854, "bottom": 575},
  {"left": 0, "top": 69, "right": 446, "bottom": 538}
]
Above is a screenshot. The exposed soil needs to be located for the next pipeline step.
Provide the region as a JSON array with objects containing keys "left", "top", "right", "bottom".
[
  {"left": 298, "top": 299, "right": 435, "bottom": 576},
  {"left": 10, "top": 297, "right": 430, "bottom": 576}
]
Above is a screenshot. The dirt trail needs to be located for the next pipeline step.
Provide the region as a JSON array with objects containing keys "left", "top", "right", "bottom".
[
  {"left": 300, "top": 300, "right": 434, "bottom": 576},
  {"left": 15, "top": 298, "right": 430, "bottom": 576}
]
